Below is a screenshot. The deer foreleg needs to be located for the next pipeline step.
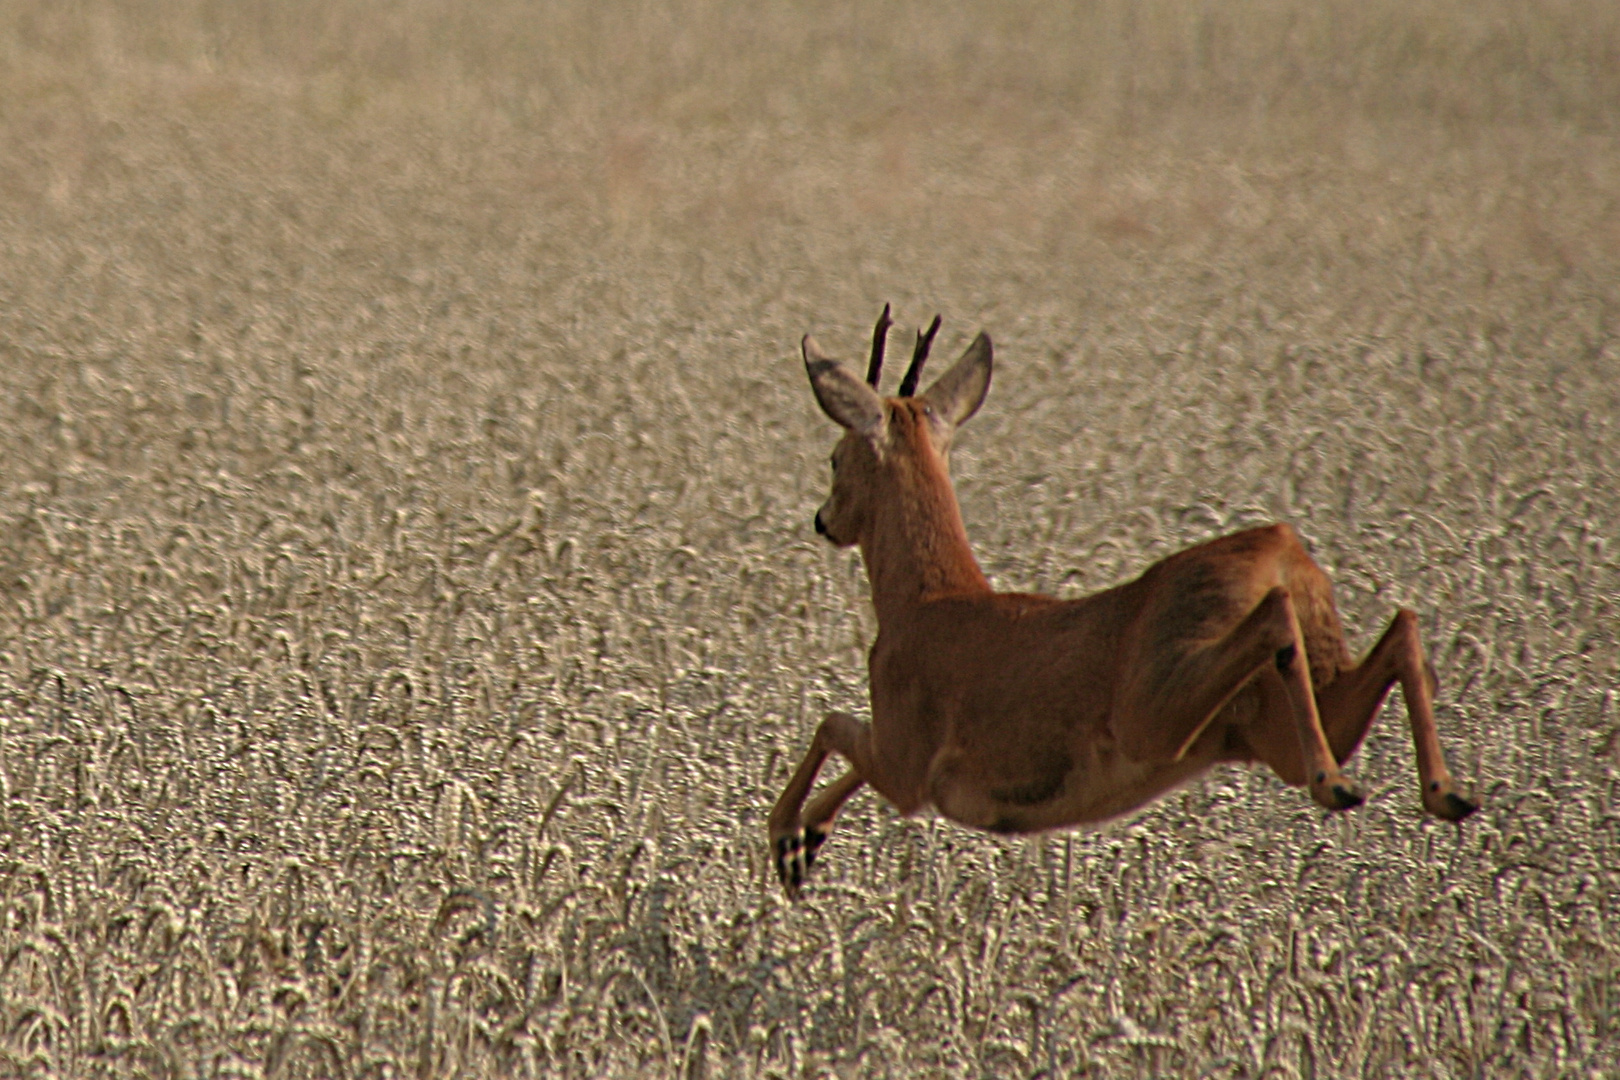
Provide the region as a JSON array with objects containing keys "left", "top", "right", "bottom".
[
  {"left": 768, "top": 712, "right": 872, "bottom": 898},
  {"left": 801, "top": 770, "right": 865, "bottom": 869}
]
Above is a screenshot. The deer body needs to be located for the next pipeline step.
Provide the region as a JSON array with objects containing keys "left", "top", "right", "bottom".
[
  {"left": 770, "top": 308, "right": 1477, "bottom": 897},
  {"left": 863, "top": 524, "right": 1341, "bottom": 830}
]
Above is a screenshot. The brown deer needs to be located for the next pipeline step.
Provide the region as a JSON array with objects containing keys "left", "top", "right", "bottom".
[{"left": 769, "top": 305, "right": 1478, "bottom": 898}]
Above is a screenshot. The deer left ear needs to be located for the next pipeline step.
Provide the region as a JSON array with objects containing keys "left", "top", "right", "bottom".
[
  {"left": 922, "top": 332, "right": 992, "bottom": 427},
  {"left": 805, "top": 335, "right": 887, "bottom": 440}
]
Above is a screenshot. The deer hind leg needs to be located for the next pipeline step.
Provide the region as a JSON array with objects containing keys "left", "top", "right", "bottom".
[
  {"left": 1315, "top": 608, "right": 1478, "bottom": 821},
  {"left": 768, "top": 712, "right": 872, "bottom": 898},
  {"left": 1115, "top": 586, "right": 1362, "bottom": 812},
  {"left": 1271, "top": 592, "right": 1365, "bottom": 811}
]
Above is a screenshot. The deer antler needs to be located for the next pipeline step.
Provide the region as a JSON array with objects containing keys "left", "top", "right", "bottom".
[
  {"left": 898, "top": 314, "right": 942, "bottom": 397},
  {"left": 866, "top": 303, "right": 893, "bottom": 389}
]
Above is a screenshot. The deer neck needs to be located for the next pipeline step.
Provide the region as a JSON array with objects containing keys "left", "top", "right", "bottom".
[{"left": 859, "top": 436, "right": 990, "bottom": 624}]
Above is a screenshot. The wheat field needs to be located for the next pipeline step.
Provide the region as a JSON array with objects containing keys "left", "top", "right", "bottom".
[{"left": 1, "top": 2, "right": 1617, "bottom": 1077}]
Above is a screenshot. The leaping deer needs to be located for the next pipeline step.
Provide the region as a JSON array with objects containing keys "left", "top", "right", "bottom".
[{"left": 769, "top": 305, "right": 1478, "bottom": 898}]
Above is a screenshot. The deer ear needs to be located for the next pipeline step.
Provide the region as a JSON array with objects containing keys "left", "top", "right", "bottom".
[
  {"left": 922, "top": 332, "right": 992, "bottom": 427},
  {"left": 805, "top": 335, "right": 886, "bottom": 439}
]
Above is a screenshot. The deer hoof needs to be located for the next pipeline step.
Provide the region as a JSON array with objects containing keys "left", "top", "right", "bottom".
[
  {"left": 774, "top": 837, "right": 803, "bottom": 898},
  {"left": 802, "top": 825, "right": 828, "bottom": 870},
  {"left": 1311, "top": 773, "right": 1364, "bottom": 812},
  {"left": 1424, "top": 784, "right": 1479, "bottom": 822},
  {"left": 773, "top": 825, "right": 831, "bottom": 899},
  {"left": 773, "top": 833, "right": 804, "bottom": 899},
  {"left": 1329, "top": 782, "right": 1365, "bottom": 810}
]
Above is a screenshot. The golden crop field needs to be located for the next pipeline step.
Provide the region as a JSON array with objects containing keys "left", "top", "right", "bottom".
[{"left": 1, "top": 2, "right": 1617, "bottom": 1076}]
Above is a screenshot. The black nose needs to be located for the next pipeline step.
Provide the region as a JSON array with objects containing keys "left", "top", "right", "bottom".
[{"left": 814, "top": 511, "right": 828, "bottom": 537}]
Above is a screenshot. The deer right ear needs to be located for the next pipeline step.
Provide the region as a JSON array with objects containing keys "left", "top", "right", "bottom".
[
  {"left": 805, "top": 335, "right": 886, "bottom": 439},
  {"left": 921, "top": 331, "right": 992, "bottom": 428}
]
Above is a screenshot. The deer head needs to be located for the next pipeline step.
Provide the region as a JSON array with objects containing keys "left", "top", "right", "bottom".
[{"left": 804, "top": 307, "right": 992, "bottom": 549}]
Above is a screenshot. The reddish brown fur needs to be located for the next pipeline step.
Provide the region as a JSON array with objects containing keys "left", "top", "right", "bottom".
[{"left": 771, "top": 317, "right": 1476, "bottom": 898}]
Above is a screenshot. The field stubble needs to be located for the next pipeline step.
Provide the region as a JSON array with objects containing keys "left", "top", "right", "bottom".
[{"left": 0, "top": 1, "right": 1618, "bottom": 1076}]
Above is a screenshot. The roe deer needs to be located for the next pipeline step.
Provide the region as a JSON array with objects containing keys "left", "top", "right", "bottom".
[{"left": 769, "top": 305, "right": 1478, "bottom": 898}]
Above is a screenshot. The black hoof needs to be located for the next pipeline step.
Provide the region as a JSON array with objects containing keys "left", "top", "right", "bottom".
[
  {"left": 773, "top": 834, "right": 805, "bottom": 899},
  {"left": 803, "top": 825, "right": 827, "bottom": 870},
  {"left": 1437, "top": 791, "right": 1479, "bottom": 822},
  {"left": 1327, "top": 782, "right": 1364, "bottom": 811}
]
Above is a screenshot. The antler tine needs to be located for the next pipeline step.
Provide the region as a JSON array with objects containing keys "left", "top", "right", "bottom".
[
  {"left": 866, "top": 303, "right": 893, "bottom": 388},
  {"left": 898, "top": 314, "right": 942, "bottom": 397}
]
